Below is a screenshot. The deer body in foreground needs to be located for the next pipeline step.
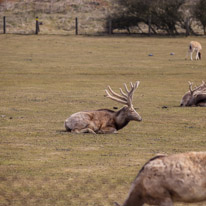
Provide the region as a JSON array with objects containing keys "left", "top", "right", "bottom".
[
  {"left": 186, "top": 41, "right": 202, "bottom": 60},
  {"left": 180, "top": 81, "right": 206, "bottom": 106},
  {"left": 64, "top": 81, "right": 142, "bottom": 134},
  {"left": 116, "top": 152, "right": 206, "bottom": 206}
]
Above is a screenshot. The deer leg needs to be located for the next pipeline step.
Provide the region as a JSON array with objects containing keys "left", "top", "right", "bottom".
[
  {"left": 190, "top": 51, "right": 193, "bottom": 60},
  {"left": 159, "top": 197, "right": 173, "bottom": 206},
  {"left": 196, "top": 51, "right": 200, "bottom": 60},
  {"left": 159, "top": 198, "right": 173, "bottom": 206},
  {"left": 72, "top": 128, "right": 96, "bottom": 134},
  {"left": 98, "top": 127, "right": 117, "bottom": 134}
]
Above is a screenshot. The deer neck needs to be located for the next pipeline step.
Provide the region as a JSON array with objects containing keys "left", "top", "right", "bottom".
[{"left": 114, "top": 107, "right": 130, "bottom": 130}]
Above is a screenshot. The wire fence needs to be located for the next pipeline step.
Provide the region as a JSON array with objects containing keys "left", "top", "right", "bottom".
[
  {"left": 0, "top": 15, "right": 111, "bottom": 35},
  {"left": 0, "top": 1, "right": 205, "bottom": 36},
  {"left": 0, "top": 0, "right": 114, "bottom": 35},
  {"left": 0, "top": 15, "right": 204, "bottom": 36}
]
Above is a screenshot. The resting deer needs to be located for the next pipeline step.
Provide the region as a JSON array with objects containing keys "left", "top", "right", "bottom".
[
  {"left": 180, "top": 81, "right": 206, "bottom": 106},
  {"left": 185, "top": 41, "right": 202, "bottom": 60},
  {"left": 115, "top": 152, "right": 206, "bottom": 206},
  {"left": 64, "top": 81, "right": 142, "bottom": 134}
]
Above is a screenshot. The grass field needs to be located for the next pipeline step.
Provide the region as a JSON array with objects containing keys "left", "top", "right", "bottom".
[{"left": 0, "top": 34, "right": 206, "bottom": 206}]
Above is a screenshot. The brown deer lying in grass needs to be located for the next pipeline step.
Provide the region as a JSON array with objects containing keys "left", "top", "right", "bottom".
[
  {"left": 64, "top": 81, "right": 142, "bottom": 134},
  {"left": 180, "top": 81, "right": 206, "bottom": 106},
  {"left": 115, "top": 152, "right": 206, "bottom": 206},
  {"left": 185, "top": 41, "right": 202, "bottom": 60}
]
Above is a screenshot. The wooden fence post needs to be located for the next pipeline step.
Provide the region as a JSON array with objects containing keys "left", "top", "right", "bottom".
[
  {"left": 75, "top": 17, "right": 78, "bottom": 35},
  {"left": 186, "top": 17, "right": 189, "bottom": 36},
  {"left": 108, "top": 19, "right": 112, "bottom": 35},
  {"left": 36, "top": 16, "right": 39, "bottom": 35},
  {"left": 148, "top": 14, "right": 151, "bottom": 36},
  {"left": 3, "top": 16, "right": 6, "bottom": 34}
]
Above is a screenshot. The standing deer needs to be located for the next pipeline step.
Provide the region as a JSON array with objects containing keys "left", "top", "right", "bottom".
[
  {"left": 115, "top": 152, "right": 206, "bottom": 206},
  {"left": 180, "top": 81, "right": 206, "bottom": 106},
  {"left": 185, "top": 41, "right": 202, "bottom": 60},
  {"left": 64, "top": 81, "right": 142, "bottom": 134}
]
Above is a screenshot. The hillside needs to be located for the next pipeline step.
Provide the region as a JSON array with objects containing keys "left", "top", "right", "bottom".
[
  {"left": 0, "top": 0, "right": 202, "bottom": 35},
  {"left": 0, "top": 0, "right": 117, "bottom": 34}
]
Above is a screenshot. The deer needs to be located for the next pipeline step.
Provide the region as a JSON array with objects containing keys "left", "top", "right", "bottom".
[
  {"left": 115, "top": 151, "right": 206, "bottom": 206},
  {"left": 185, "top": 41, "right": 202, "bottom": 60},
  {"left": 64, "top": 81, "right": 142, "bottom": 134},
  {"left": 180, "top": 81, "right": 206, "bottom": 106}
]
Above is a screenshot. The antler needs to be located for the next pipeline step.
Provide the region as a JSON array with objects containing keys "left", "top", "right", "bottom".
[
  {"left": 188, "top": 81, "right": 194, "bottom": 94},
  {"left": 105, "top": 81, "right": 140, "bottom": 107},
  {"left": 188, "top": 81, "right": 206, "bottom": 94}
]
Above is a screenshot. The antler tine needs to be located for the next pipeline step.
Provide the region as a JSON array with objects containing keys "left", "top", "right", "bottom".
[
  {"left": 132, "top": 81, "right": 140, "bottom": 91},
  {"left": 189, "top": 81, "right": 206, "bottom": 94},
  {"left": 108, "top": 86, "right": 128, "bottom": 102},
  {"left": 124, "top": 83, "right": 130, "bottom": 94},
  {"left": 130, "top": 82, "right": 134, "bottom": 89},
  {"left": 119, "top": 88, "right": 128, "bottom": 98},
  {"left": 105, "top": 89, "right": 128, "bottom": 105},
  {"left": 105, "top": 81, "right": 140, "bottom": 107},
  {"left": 188, "top": 81, "right": 193, "bottom": 94},
  {"left": 120, "top": 81, "right": 139, "bottom": 97},
  {"left": 105, "top": 84, "right": 128, "bottom": 104},
  {"left": 124, "top": 82, "right": 136, "bottom": 94},
  {"left": 128, "top": 81, "right": 140, "bottom": 103},
  {"left": 129, "top": 81, "right": 140, "bottom": 95},
  {"left": 135, "top": 81, "right": 140, "bottom": 88}
]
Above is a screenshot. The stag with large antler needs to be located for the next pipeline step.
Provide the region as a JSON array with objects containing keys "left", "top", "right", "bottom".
[
  {"left": 64, "top": 81, "right": 142, "bottom": 134},
  {"left": 180, "top": 81, "right": 206, "bottom": 106}
]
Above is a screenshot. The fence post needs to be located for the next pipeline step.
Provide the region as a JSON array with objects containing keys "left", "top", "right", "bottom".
[
  {"left": 75, "top": 17, "right": 78, "bottom": 35},
  {"left": 148, "top": 14, "right": 151, "bottom": 36},
  {"left": 3, "top": 16, "right": 6, "bottom": 34},
  {"left": 36, "top": 16, "right": 39, "bottom": 34},
  {"left": 108, "top": 19, "right": 112, "bottom": 35},
  {"left": 186, "top": 17, "right": 189, "bottom": 36}
]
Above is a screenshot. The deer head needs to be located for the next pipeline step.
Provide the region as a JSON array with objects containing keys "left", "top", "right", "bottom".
[
  {"left": 180, "top": 81, "right": 206, "bottom": 106},
  {"left": 105, "top": 81, "right": 142, "bottom": 122}
]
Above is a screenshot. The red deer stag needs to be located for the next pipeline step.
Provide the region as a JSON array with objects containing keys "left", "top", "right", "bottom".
[
  {"left": 180, "top": 81, "right": 206, "bottom": 106},
  {"left": 115, "top": 152, "right": 206, "bottom": 206},
  {"left": 64, "top": 81, "right": 142, "bottom": 134}
]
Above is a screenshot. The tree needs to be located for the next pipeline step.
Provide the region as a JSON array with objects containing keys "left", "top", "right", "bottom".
[
  {"left": 193, "top": 0, "right": 206, "bottom": 35},
  {"left": 106, "top": 13, "right": 142, "bottom": 34},
  {"left": 150, "top": 0, "right": 185, "bottom": 35},
  {"left": 107, "top": 0, "right": 186, "bottom": 35},
  {"left": 106, "top": 0, "right": 151, "bottom": 34}
]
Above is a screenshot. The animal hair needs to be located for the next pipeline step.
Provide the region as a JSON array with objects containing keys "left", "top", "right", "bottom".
[
  {"left": 117, "top": 152, "right": 206, "bottom": 206},
  {"left": 186, "top": 41, "right": 202, "bottom": 60}
]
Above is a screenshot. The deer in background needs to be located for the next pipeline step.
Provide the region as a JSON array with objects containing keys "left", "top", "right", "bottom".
[
  {"left": 64, "top": 81, "right": 142, "bottom": 134},
  {"left": 180, "top": 81, "right": 206, "bottom": 106},
  {"left": 115, "top": 152, "right": 206, "bottom": 206},
  {"left": 186, "top": 41, "right": 202, "bottom": 60}
]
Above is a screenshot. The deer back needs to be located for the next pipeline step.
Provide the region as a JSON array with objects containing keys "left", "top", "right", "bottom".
[
  {"left": 119, "top": 152, "right": 206, "bottom": 206},
  {"left": 65, "top": 109, "right": 116, "bottom": 132}
]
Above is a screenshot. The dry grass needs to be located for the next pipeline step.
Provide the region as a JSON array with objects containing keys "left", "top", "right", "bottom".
[
  {"left": 0, "top": 34, "right": 206, "bottom": 206},
  {"left": 0, "top": 0, "right": 114, "bottom": 35}
]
